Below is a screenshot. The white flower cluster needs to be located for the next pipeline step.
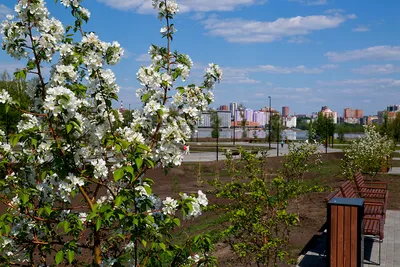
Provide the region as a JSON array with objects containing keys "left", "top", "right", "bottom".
[
  {"left": 43, "top": 86, "right": 85, "bottom": 118},
  {"left": 182, "top": 190, "right": 208, "bottom": 219},
  {"left": 17, "top": 114, "right": 40, "bottom": 132},
  {"left": 0, "top": 90, "right": 12, "bottom": 104},
  {"left": 342, "top": 125, "right": 394, "bottom": 177},
  {"left": 91, "top": 159, "right": 108, "bottom": 180},
  {"left": 152, "top": 0, "right": 179, "bottom": 16}
]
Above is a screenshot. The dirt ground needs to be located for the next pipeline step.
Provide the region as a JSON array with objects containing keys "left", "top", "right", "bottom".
[{"left": 148, "top": 152, "right": 400, "bottom": 266}]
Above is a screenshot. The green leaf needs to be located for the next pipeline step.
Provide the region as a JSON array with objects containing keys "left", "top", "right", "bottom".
[
  {"left": 66, "top": 123, "right": 73, "bottom": 134},
  {"left": 96, "top": 218, "right": 102, "bottom": 231},
  {"left": 44, "top": 206, "right": 52, "bottom": 216},
  {"left": 159, "top": 243, "right": 166, "bottom": 251},
  {"left": 113, "top": 168, "right": 124, "bottom": 182},
  {"left": 55, "top": 250, "right": 64, "bottom": 265},
  {"left": 115, "top": 196, "right": 123, "bottom": 207},
  {"left": 135, "top": 158, "right": 143, "bottom": 169},
  {"left": 67, "top": 250, "right": 74, "bottom": 264},
  {"left": 173, "top": 218, "right": 180, "bottom": 227},
  {"left": 142, "top": 239, "right": 147, "bottom": 248},
  {"left": 20, "top": 192, "right": 29, "bottom": 204}
]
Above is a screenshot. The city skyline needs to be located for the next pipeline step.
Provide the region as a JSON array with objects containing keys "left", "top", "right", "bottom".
[{"left": 0, "top": 1, "right": 399, "bottom": 115}]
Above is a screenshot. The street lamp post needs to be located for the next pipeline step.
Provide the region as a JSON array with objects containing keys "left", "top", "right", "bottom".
[
  {"left": 268, "top": 96, "right": 271, "bottom": 150},
  {"left": 216, "top": 128, "right": 221, "bottom": 161},
  {"left": 233, "top": 109, "right": 236, "bottom": 146},
  {"left": 277, "top": 116, "right": 279, "bottom": 157},
  {"left": 325, "top": 118, "right": 328, "bottom": 154}
]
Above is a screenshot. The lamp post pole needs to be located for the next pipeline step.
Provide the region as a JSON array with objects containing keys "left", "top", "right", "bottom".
[
  {"left": 268, "top": 96, "right": 271, "bottom": 150},
  {"left": 277, "top": 116, "right": 279, "bottom": 157},
  {"left": 233, "top": 109, "right": 236, "bottom": 146},
  {"left": 325, "top": 117, "right": 328, "bottom": 154},
  {"left": 216, "top": 129, "right": 219, "bottom": 161}
]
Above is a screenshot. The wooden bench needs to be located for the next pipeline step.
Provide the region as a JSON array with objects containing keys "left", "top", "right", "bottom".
[
  {"left": 340, "top": 181, "right": 386, "bottom": 220},
  {"left": 326, "top": 180, "right": 386, "bottom": 264},
  {"left": 354, "top": 172, "right": 388, "bottom": 212}
]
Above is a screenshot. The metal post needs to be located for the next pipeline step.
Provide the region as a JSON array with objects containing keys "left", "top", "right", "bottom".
[
  {"left": 216, "top": 131, "right": 219, "bottom": 161},
  {"left": 325, "top": 117, "right": 328, "bottom": 154},
  {"left": 277, "top": 116, "right": 279, "bottom": 157},
  {"left": 268, "top": 96, "right": 271, "bottom": 150},
  {"left": 233, "top": 109, "right": 236, "bottom": 146}
]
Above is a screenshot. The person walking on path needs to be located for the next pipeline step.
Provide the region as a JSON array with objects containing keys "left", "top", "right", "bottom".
[{"left": 281, "top": 140, "right": 284, "bottom": 148}]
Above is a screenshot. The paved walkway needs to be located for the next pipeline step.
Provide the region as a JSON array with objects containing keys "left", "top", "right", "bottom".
[
  {"left": 182, "top": 143, "right": 343, "bottom": 162},
  {"left": 297, "top": 210, "right": 400, "bottom": 267},
  {"left": 389, "top": 155, "right": 400, "bottom": 174}
]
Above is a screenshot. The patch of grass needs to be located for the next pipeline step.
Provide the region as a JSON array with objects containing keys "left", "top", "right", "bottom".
[
  {"left": 309, "top": 157, "right": 342, "bottom": 178},
  {"left": 391, "top": 160, "right": 400, "bottom": 167},
  {"left": 172, "top": 212, "right": 230, "bottom": 244},
  {"left": 392, "top": 152, "right": 400, "bottom": 157}
]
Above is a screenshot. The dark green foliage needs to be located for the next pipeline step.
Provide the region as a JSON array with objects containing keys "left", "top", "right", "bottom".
[{"left": 0, "top": 71, "right": 32, "bottom": 136}]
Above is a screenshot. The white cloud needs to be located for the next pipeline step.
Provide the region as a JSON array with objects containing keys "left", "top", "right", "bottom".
[
  {"left": 258, "top": 65, "right": 323, "bottom": 74},
  {"left": 271, "top": 87, "right": 312, "bottom": 93},
  {"left": 352, "top": 25, "right": 370, "bottom": 32},
  {"left": 352, "top": 64, "right": 400, "bottom": 75},
  {"left": 221, "top": 67, "right": 261, "bottom": 85},
  {"left": 289, "top": 0, "right": 327, "bottom": 6},
  {"left": 202, "top": 13, "right": 351, "bottom": 43},
  {"left": 135, "top": 53, "right": 150, "bottom": 62},
  {"left": 321, "top": 64, "right": 339, "bottom": 69},
  {"left": 96, "top": 0, "right": 266, "bottom": 13},
  {"left": 325, "top": 46, "right": 400, "bottom": 62},
  {"left": 0, "top": 4, "right": 12, "bottom": 18},
  {"left": 324, "top": 9, "right": 345, "bottom": 14},
  {"left": 318, "top": 78, "right": 400, "bottom": 87},
  {"left": 288, "top": 36, "right": 310, "bottom": 44},
  {"left": 265, "top": 82, "right": 273, "bottom": 86}
]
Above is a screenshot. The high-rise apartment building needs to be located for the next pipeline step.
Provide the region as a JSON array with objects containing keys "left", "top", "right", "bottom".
[
  {"left": 320, "top": 106, "right": 338, "bottom": 124},
  {"left": 282, "top": 106, "right": 289, "bottom": 117},
  {"left": 219, "top": 105, "right": 229, "bottom": 111},
  {"left": 344, "top": 108, "right": 363, "bottom": 124},
  {"left": 387, "top": 105, "right": 400, "bottom": 112}
]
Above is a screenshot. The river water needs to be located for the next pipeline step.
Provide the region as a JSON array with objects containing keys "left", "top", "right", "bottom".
[{"left": 192, "top": 128, "right": 364, "bottom": 140}]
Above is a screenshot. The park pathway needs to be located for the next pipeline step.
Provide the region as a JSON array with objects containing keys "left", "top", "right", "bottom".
[
  {"left": 388, "top": 150, "right": 400, "bottom": 175},
  {"left": 182, "top": 143, "right": 342, "bottom": 162}
]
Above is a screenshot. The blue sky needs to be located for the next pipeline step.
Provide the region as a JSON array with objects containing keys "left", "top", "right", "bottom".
[{"left": 1, "top": 0, "right": 399, "bottom": 116}]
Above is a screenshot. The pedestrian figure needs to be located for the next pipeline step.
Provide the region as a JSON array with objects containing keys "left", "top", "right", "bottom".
[
  {"left": 281, "top": 140, "right": 284, "bottom": 148},
  {"left": 186, "top": 145, "right": 190, "bottom": 155},
  {"left": 183, "top": 144, "right": 187, "bottom": 155}
]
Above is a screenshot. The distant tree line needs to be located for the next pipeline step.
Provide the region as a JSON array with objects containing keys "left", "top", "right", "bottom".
[{"left": 0, "top": 71, "right": 32, "bottom": 138}]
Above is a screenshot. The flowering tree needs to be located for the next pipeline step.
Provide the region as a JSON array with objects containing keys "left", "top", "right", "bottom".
[
  {"left": 341, "top": 125, "right": 394, "bottom": 179},
  {"left": 0, "top": 0, "right": 222, "bottom": 266}
]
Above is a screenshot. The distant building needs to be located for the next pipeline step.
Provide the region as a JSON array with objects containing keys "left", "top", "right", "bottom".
[
  {"left": 283, "top": 116, "right": 297, "bottom": 128},
  {"left": 282, "top": 106, "right": 289, "bottom": 117},
  {"left": 253, "top": 111, "right": 267, "bottom": 127},
  {"left": 198, "top": 111, "right": 232, "bottom": 128},
  {"left": 387, "top": 105, "right": 400, "bottom": 112},
  {"left": 320, "top": 106, "right": 338, "bottom": 124},
  {"left": 229, "top": 102, "right": 238, "bottom": 119},
  {"left": 219, "top": 105, "right": 229, "bottom": 111},
  {"left": 344, "top": 108, "right": 363, "bottom": 124}
]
